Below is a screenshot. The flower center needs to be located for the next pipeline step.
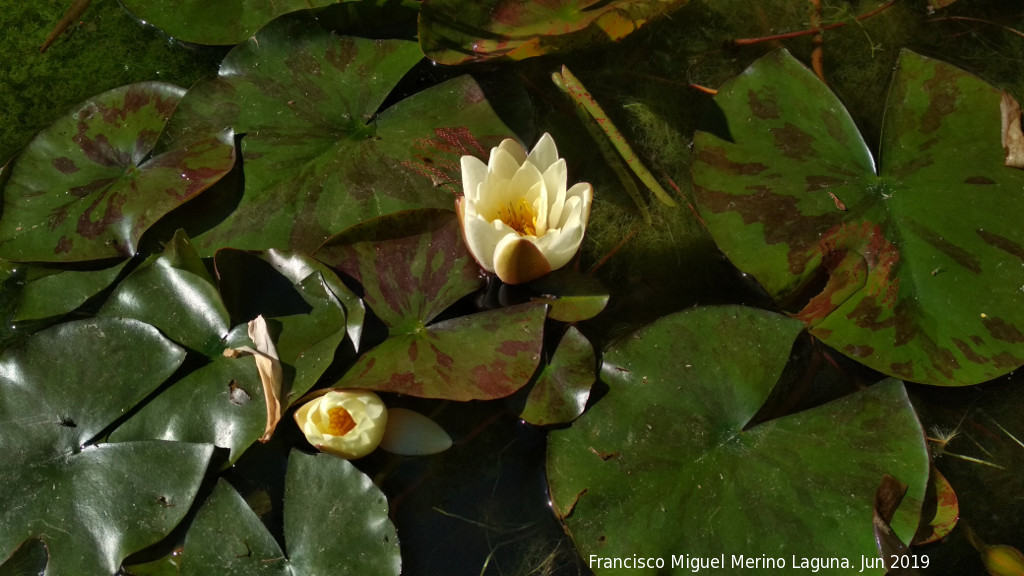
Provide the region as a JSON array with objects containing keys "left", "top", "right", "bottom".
[
  {"left": 497, "top": 198, "right": 537, "bottom": 236},
  {"left": 326, "top": 406, "right": 357, "bottom": 436}
]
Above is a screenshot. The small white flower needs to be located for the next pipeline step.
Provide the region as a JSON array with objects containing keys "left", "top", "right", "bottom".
[
  {"left": 294, "top": 389, "right": 387, "bottom": 459},
  {"left": 457, "top": 133, "right": 593, "bottom": 285}
]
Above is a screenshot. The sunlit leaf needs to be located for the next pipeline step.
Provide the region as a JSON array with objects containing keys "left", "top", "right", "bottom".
[
  {"left": 319, "top": 210, "right": 545, "bottom": 400},
  {"left": 692, "top": 49, "right": 1024, "bottom": 386},
  {"left": 520, "top": 326, "right": 594, "bottom": 426},
  {"left": 529, "top": 269, "right": 609, "bottom": 323},
  {"left": 0, "top": 83, "right": 235, "bottom": 262},
  {"left": 0, "top": 317, "right": 212, "bottom": 576},
  {"left": 159, "top": 13, "right": 517, "bottom": 254},
  {"left": 419, "top": 0, "right": 689, "bottom": 65}
]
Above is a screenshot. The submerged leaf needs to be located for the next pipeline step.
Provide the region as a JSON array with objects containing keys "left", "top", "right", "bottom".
[{"left": 419, "top": 0, "right": 689, "bottom": 65}]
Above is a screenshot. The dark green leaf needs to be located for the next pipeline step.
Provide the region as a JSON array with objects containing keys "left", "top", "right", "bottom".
[
  {"left": 181, "top": 480, "right": 288, "bottom": 576},
  {"left": 101, "top": 231, "right": 230, "bottom": 355},
  {"left": 0, "top": 83, "right": 235, "bottom": 262},
  {"left": 181, "top": 452, "right": 399, "bottom": 576},
  {"left": 284, "top": 451, "right": 400, "bottom": 575},
  {"left": 263, "top": 249, "right": 365, "bottom": 351},
  {"left": 547, "top": 306, "right": 930, "bottom": 571},
  {"left": 160, "top": 13, "right": 517, "bottom": 254},
  {"left": 692, "top": 49, "right": 1024, "bottom": 386},
  {"left": 13, "top": 261, "right": 128, "bottom": 321},
  {"left": 109, "top": 234, "right": 355, "bottom": 460},
  {"left": 120, "top": 0, "right": 337, "bottom": 46},
  {"left": 520, "top": 326, "right": 594, "bottom": 425},
  {"left": 0, "top": 317, "right": 212, "bottom": 576}
]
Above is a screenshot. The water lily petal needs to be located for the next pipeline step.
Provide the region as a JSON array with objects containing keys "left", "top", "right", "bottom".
[
  {"left": 379, "top": 408, "right": 452, "bottom": 455},
  {"left": 508, "top": 158, "right": 546, "bottom": 205},
  {"left": 493, "top": 234, "right": 552, "bottom": 285},
  {"left": 497, "top": 137, "right": 527, "bottom": 165},
  {"left": 461, "top": 156, "right": 488, "bottom": 202},
  {"left": 535, "top": 216, "right": 584, "bottom": 270},
  {"left": 458, "top": 198, "right": 502, "bottom": 272},
  {"left": 561, "top": 182, "right": 593, "bottom": 229},
  {"left": 490, "top": 144, "right": 525, "bottom": 181},
  {"left": 526, "top": 132, "right": 559, "bottom": 172},
  {"left": 543, "top": 158, "right": 568, "bottom": 227}
]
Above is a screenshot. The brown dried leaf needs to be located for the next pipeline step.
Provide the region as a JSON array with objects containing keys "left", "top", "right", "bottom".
[
  {"left": 223, "top": 315, "right": 282, "bottom": 442},
  {"left": 1001, "top": 91, "right": 1024, "bottom": 168}
]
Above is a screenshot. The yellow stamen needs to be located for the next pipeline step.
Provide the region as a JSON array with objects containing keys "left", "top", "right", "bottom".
[
  {"left": 497, "top": 198, "right": 537, "bottom": 236},
  {"left": 326, "top": 406, "right": 356, "bottom": 436}
]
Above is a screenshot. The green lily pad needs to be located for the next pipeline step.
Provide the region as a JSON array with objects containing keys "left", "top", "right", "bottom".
[
  {"left": 101, "top": 230, "right": 230, "bottom": 355},
  {"left": 319, "top": 209, "right": 546, "bottom": 400},
  {"left": 159, "top": 12, "right": 517, "bottom": 254},
  {"left": 120, "top": 0, "right": 338, "bottom": 46},
  {"left": 107, "top": 233, "right": 353, "bottom": 460},
  {"left": 520, "top": 326, "right": 595, "bottom": 426},
  {"left": 100, "top": 232, "right": 263, "bottom": 461},
  {"left": 0, "top": 82, "right": 235, "bottom": 262},
  {"left": 260, "top": 249, "right": 365, "bottom": 351},
  {"left": 13, "top": 261, "right": 128, "bottom": 321},
  {"left": 529, "top": 269, "right": 609, "bottom": 323},
  {"left": 0, "top": 316, "right": 213, "bottom": 576},
  {"left": 546, "top": 306, "right": 930, "bottom": 572},
  {"left": 213, "top": 249, "right": 357, "bottom": 404},
  {"left": 181, "top": 451, "right": 399, "bottom": 576},
  {"left": 419, "top": 0, "right": 689, "bottom": 65},
  {"left": 692, "top": 49, "right": 1024, "bottom": 386}
]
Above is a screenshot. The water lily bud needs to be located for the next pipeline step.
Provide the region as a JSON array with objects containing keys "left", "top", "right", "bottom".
[
  {"left": 294, "top": 389, "right": 387, "bottom": 459},
  {"left": 379, "top": 408, "right": 453, "bottom": 456},
  {"left": 458, "top": 133, "right": 593, "bottom": 285}
]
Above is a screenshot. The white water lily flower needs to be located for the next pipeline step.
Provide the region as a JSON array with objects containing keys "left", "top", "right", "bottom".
[
  {"left": 458, "top": 133, "right": 593, "bottom": 285},
  {"left": 294, "top": 390, "right": 387, "bottom": 459}
]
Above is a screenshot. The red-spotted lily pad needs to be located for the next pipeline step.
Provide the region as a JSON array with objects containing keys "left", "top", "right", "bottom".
[
  {"left": 318, "top": 210, "right": 546, "bottom": 400},
  {"left": 520, "top": 326, "right": 595, "bottom": 426},
  {"left": 0, "top": 317, "right": 213, "bottom": 576},
  {"left": 692, "top": 49, "right": 1024, "bottom": 386},
  {"left": 181, "top": 452, "right": 399, "bottom": 576},
  {"left": 0, "top": 83, "right": 235, "bottom": 263},
  {"left": 913, "top": 467, "right": 959, "bottom": 546},
  {"left": 159, "top": 12, "right": 517, "bottom": 255},
  {"left": 419, "top": 0, "right": 689, "bottom": 65},
  {"left": 547, "top": 306, "right": 930, "bottom": 571},
  {"left": 120, "top": 0, "right": 338, "bottom": 46}
]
